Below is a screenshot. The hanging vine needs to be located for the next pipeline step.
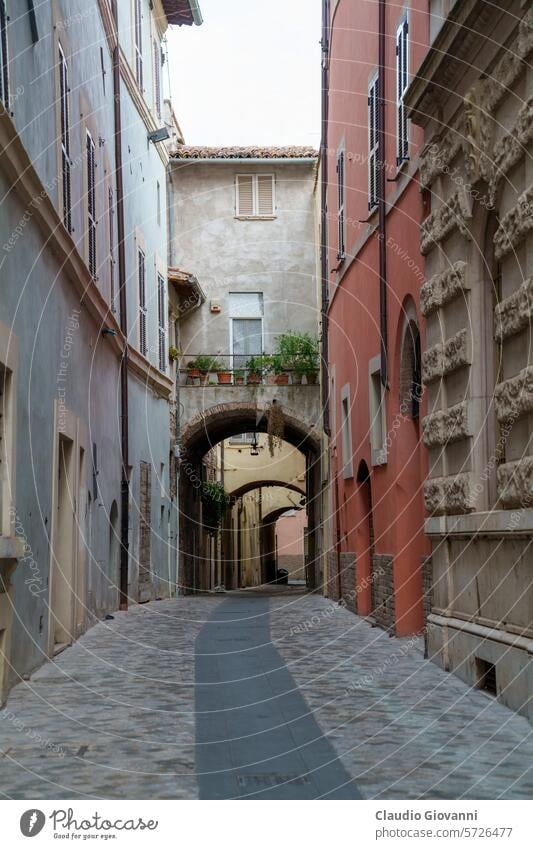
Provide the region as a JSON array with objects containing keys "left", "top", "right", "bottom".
[
  {"left": 201, "top": 481, "right": 230, "bottom": 537},
  {"left": 267, "top": 400, "right": 285, "bottom": 457}
]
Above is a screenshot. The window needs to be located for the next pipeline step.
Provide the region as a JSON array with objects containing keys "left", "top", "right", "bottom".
[
  {"left": 134, "top": 0, "right": 143, "bottom": 91},
  {"left": 108, "top": 186, "right": 115, "bottom": 311},
  {"left": 340, "top": 385, "right": 353, "bottom": 479},
  {"left": 369, "top": 355, "right": 386, "bottom": 466},
  {"left": 86, "top": 130, "right": 97, "bottom": 279},
  {"left": 138, "top": 248, "right": 147, "bottom": 356},
  {"left": 153, "top": 38, "right": 161, "bottom": 119},
  {"left": 399, "top": 320, "right": 421, "bottom": 419},
  {"left": 396, "top": 17, "right": 409, "bottom": 165},
  {"left": 58, "top": 43, "right": 71, "bottom": 232},
  {"left": 229, "top": 434, "right": 255, "bottom": 445},
  {"left": 336, "top": 147, "right": 345, "bottom": 260},
  {"left": 157, "top": 272, "right": 166, "bottom": 372},
  {"left": 0, "top": 0, "right": 8, "bottom": 109},
  {"left": 229, "top": 292, "right": 264, "bottom": 370},
  {"left": 368, "top": 74, "right": 379, "bottom": 211},
  {"left": 236, "top": 175, "right": 275, "bottom": 218}
]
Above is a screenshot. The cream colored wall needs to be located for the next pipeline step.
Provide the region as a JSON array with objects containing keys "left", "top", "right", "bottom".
[{"left": 223, "top": 436, "right": 305, "bottom": 496}]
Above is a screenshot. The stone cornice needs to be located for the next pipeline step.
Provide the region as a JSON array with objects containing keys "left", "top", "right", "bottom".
[{"left": 0, "top": 110, "right": 171, "bottom": 400}]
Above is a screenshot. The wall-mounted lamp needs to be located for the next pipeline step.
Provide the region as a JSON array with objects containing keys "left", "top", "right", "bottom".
[{"left": 148, "top": 126, "right": 170, "bottom": 144}]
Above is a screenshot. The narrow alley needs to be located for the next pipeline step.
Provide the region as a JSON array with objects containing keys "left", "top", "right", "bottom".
[{"left": 1, "top": 587, "right": 531, "bottom": 801}]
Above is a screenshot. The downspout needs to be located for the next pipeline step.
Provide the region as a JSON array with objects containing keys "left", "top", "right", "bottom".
[
  {"left": 320, "top": 0, "right": 331, "bottom": 436},
  {"left": 378, "top": 0, "right": 389, "bottom": 388},
  {"left": 112, "top": 3, "right": 130, "bottom": 611}
]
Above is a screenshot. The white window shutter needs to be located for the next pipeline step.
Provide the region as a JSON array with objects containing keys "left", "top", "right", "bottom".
[
  {"left": 237, "top": 175, "right": 254, "bottom": 216},
  {"left": 257, "top": 175, "right": 274, "bottom": 216}
]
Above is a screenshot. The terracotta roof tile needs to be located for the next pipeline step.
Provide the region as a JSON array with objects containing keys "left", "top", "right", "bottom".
[{"left": 172, "top": 145, "right": 318, "bottom": 160}]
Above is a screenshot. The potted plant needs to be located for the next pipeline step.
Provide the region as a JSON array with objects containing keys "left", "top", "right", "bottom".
[
  {"left": 270, "top": 353, "right": 289, "bottom": 385},
  {"left": 246, "top": 355, "right": 264, "bottom": 384},
  {"left": 234, "top": 369, "right": 245, "bottom": 386},
  {"left": 195, "top": 354, "right": 217, "bottom": 385},
  {"left": 186, "top": 357, "right": 200, "bottom": 381},
  {"left": 168, "top": 345, "right": 180, "bottom": 362},
  {"left": 216, "top": 360, "right": 232, "bottom": 385}
]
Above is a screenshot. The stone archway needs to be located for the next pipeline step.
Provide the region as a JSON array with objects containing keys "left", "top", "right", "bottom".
[{"left": 178, "top": 400, "right": 322, "bottom": 594}]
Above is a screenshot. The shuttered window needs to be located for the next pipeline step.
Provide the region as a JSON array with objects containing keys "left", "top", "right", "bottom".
[
  {"left": 0, "top": 0, "right": 8, "bottom": 109},
  {"left": 236, "top": 174, "right": 275, "bottom": 218},
  {"left": 86, "top": 130, "right": 97, "bottom": 279},
  {"left": 138, "top": 248, "right": 147, "bottom": 356},
  {"left": 396, "top": 17, "right": 409, "bottom": 165},
  {"left": 368, "top": 74, "right": 379, "bottom": 211},
  {"left": 59, "top": 43, "right": 72, "bottom": 232},
  {"left": 336, "top": 148, "right": 345, "bottom": 259},
  {"left": 153, "top": 38, "right": 161, "bottom": 120},
  {"left": 108, "top": 186, "right": 115, "bottom": 311},
  {"left": 157, "top": 272, "right": 166, "bottom": 372},
  {"left": 134, "top": 0, "right": 143, "bottom": 91}
]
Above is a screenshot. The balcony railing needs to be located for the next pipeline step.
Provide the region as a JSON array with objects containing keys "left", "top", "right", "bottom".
[{"left": 176, "top": 354, "right": 319, "bottom": 388}]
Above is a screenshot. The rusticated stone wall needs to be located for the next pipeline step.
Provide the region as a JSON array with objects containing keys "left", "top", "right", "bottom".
[{"left": 339, "top": 552, "right": 356, "bottom": 613}]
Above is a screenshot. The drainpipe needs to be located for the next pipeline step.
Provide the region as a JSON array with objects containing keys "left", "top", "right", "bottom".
[
  {"left": 378, "top": 0, "right": 389, "bottom": 388},
  {"left": 320, "top": 0, "right": 331, "bottom": 435},
  {"left": 112, "top": 3, "right": 130, "bottom": 611}
]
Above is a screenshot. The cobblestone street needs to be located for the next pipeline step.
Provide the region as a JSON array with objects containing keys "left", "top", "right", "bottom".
[{"left": 0, "top": 588, "right": 532, "bottom": 800}]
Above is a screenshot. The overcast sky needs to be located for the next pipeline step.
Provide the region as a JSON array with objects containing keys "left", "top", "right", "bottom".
[{"left": 166, "top": 0, "right": 322, "bottom": 148}]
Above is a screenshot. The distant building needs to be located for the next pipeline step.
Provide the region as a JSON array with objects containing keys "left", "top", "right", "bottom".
[
  {"left": 0, "top": 0, "right": 201, "bottom": 703},
  {"left": 167, "top": 146, "right": 323, "bottom": 592}
]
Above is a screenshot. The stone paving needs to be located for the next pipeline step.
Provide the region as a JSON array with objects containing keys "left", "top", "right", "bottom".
[{"left": 0, "top": 588, "right": 531, "bottom": 799}]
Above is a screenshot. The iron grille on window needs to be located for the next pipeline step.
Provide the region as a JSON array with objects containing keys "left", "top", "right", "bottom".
[
  {"left": 86, "top": 130, "right": 96, "bottom": 278},
  {"left": 138, "top": 248, "right": 147, "bottom": 356},
  {"left": 157, "top": 272, "right": 166, "bottom": 372},
  {"left": 59, "top": 43, "right": 72, "bottom": 232}
]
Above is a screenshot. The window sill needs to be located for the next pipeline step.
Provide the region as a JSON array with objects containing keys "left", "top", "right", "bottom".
[
  {"left": 371, "top": 446, "right": 387, "bottom": 467},
  {"left": 235, "top": 215, "right": 277, "bottom": 221}
]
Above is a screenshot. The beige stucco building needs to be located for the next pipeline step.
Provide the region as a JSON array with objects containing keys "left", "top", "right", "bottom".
[{"left": 406, "top": 0, "right": 533, "bottom": 720}]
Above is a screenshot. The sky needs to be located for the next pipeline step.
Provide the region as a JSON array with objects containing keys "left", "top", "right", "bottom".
[{"left": 166, "top": 0, "right": 322, "bottom": 148}]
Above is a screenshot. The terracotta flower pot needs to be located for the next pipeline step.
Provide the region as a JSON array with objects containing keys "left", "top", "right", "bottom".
[
  {"left": 275, "top": 373, "right": 289, "bottom": 385},
  {"left": 247, "top": 373, "right": 261, "bottom": 385},
  {"left": 187, "top": 368, "right": 200, "bottom": 379},
  {"left": 235, "top": 376, "right": 244, "bottom": 386},
  {"left": 217, "top": 371, "right": 232, "bottom": 384},
  {"left": 305, "top": 372, "right": 318, "bottom": 385},
  {"left": 199, "top": 371, "right": 209, "bottom": 385}
]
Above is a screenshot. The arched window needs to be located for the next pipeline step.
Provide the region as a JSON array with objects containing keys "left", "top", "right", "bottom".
[{"left": 399, "top": 320, "right": 422, "bottom": 419}]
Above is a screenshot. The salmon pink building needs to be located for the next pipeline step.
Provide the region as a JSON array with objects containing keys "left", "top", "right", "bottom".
[{"left": 322, "top": 0, "right": 430, "bottom": 635}]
